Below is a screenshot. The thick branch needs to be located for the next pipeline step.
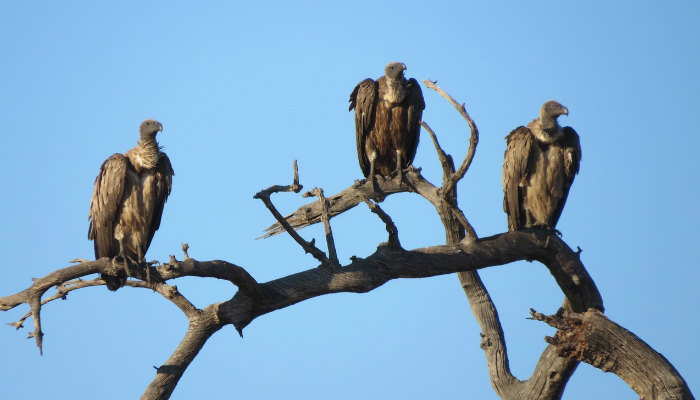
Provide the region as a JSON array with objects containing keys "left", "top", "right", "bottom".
[
  {"left": 215, "top": 230, "right": 602, "bottom": 333},
  {"left": 0, "top": 258, "right": 264, "bottom": 312},
  {"left": 141, "top": 305, "right": 223, "bottom": 400},
  {"left": 533, "top": 309, "right": 694, "bottom": 400}
]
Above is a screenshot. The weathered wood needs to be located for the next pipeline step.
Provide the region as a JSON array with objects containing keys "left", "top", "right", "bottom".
[
  {"left": 1, "top": 84, "right": 693, "bottom": 400},
  {"left": 534, "top": 309, "right": 695, "bottom": 400}
]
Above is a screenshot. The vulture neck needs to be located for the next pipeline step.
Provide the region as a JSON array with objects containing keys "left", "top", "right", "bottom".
[
  {"left": 130, "top": 136, "right": 160, "bottom": 171},
  {"left": 530, "top": 115, "right": 563, "bottom": 144},
  {"left": 382, "top": 76, "right": 406, "bottom": 104}
]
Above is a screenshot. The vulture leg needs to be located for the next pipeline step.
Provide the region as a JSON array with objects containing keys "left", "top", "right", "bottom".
[
  {"left": 367, "top": 151, "right": 378, "bottom": 193},
  {"left": 138, "top": 247, "right": 151, "bottom": 284},
  {"left": 395, "top": 149, "right": 404, "bottom": 187},
  {"left": 117, "top": 234, "right": 132, "bottom": 278}
]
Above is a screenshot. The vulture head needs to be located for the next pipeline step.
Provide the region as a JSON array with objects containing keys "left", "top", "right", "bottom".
[
  {"left": 384, "top": 62, "right": 407, "bottom": 80},
  {"left": 538, "top": 100, "right": 569, "bottom": 136},
  {"left": 139, "top": 119, "right": 163, "bottom": 141},
  {"left": 541, "top": 100, "right": 569, "bottom": 121}
]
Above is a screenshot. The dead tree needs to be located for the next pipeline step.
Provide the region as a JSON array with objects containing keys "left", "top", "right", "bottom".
[{"left": 0, "top": 82, "right": 694, "bottom": 400}]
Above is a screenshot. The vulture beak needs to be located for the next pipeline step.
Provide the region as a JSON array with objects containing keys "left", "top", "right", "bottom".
[
  {"left": 401, "top": 63, "right": 407, "bottom": 71},
  {"left": 157, "top": 122, "right": 163, "bottom": 132},
  {"left": 561, "top": 106, "right": 569, "bottom": 116}
]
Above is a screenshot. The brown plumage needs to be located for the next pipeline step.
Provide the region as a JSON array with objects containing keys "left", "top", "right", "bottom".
[
  {"left": 502, "top": 100, "right": 581, "bottom": 231},
  {"left": 349, "top": 62, "right": 425, "bottom": 182},
  {"left": 88, "top": 119, "right": 174, "bottom": 290}
]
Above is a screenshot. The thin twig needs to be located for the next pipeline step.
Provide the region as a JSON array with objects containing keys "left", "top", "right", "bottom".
[
  {"left": 11, "top": 279, "right": 103, "bottom": 330},
  {"left": 254, "top": 161, "right": 335, "bottom": 271},
  {"left": 304, "top": 188, "right": 340, "bottom": 269},
  {"left": 363, "top": 199, "right": 401, "bottom": 249},
  {"left": 421, "top": 121, "right": 455, "bottom": 183},
  {"left": 254, "top": 160, "right": 303, "bottom": 198}
]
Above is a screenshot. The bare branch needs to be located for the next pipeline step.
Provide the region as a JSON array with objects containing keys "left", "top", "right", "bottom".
[
  {"left": 216, "top": 230, "right": 603, "bottom": 334},
  {"left": 363, "top": 199, "right": 401, "bottom": 249},
  {"left": 254, "top": 159, "right": 303, "bottom": 198},
  {"left": 533, "top": 308, "right": 695, "bottom": 400},
  {"left": 421, "top": 120, "right": 455, "bottom": 182},
  {"left": 181, "top": 243, "right": 190, "bottom": 260},
  {"left": 261, "top": 171, "right": 416, "bottom": 238},
  {"left": 11, "top": 279, "right": 102, "bottom": 330},
  {"left": 422, "top": 80, "right": 479, "bottom": 197},
  {"left": 127, "top": 281, "right": 199, "bottom": 317},
  {"left": 255, "top": 189, "right": 335, "bottom": 271},
  {"left": 304, "top": 188, "right": 340, "bottom": 268},
  {"left": 254, "top": 162, "right": 337, "bottom": 271},
  {"left": 141, "top": 304, "right": 223, "bottom": 400},
  {"left": 157, "top": 258, "right": 263, "bottom": 300}
]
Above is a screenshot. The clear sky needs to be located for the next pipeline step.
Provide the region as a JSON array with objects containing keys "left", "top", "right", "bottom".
[{"left": 1, "top": 1, "right": 698, "bottom": 399}]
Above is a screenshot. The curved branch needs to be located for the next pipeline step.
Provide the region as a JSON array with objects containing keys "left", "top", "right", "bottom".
[
  {"left": 533, "top": 309, "right": 695, "bottom": 400},
  {"left": 0, "top": 256, "right": 263, "bottom": 355},
  {"left": 215, "top": 230, "right": 602, "bottom": 333},
  {"left": 421, "top": 120, "right": 455, "bottom": 182},
  {"left": 422, "top": 80, "right": 479, "bottom": 196},
  {"left": 128, "top": 281, "right": 199, "bottom": 317},
  {"left": 363, "top": 199, "right": 401, "bottom": 249}
]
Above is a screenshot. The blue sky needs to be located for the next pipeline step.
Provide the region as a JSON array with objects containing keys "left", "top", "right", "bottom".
[{"left": 1, "top": 1, "right": 698, "bottom": 399}]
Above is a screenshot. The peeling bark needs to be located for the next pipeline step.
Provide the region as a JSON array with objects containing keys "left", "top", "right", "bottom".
[{"left": 534, "top": 309, "right": 694, "bottom": 400}]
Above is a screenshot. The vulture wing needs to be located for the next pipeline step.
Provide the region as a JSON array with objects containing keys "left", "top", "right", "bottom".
[
  {"left": 502, "top": 126, "right": 534, "bottom": 231},
  {"left": 144, "top": 153, "right": 174, "bottom": 251},
  {"left": 403, "top": 78, "right": 425, "bottom": 168},
  {"left": 550, "top": 126, "right": 581, "bottom": 227},
  {"left": 88, "top": 153, "right": 130, "bottom": 258},
  {"left": 349, "top": 78, "right": 378, "bottom": 177}
]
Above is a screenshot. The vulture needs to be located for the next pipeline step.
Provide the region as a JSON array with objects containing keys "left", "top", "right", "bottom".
[
  {"left": 88, "top": 119, "right": 174, "bottom": 290},
  {"left": 349, "top": 62, "right": 425, "bottom": 183},
  {"left": 502, "top": 100, "right": 581, "bottom": 231}
]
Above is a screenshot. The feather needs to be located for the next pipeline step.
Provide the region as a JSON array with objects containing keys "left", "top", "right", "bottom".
[
  {"left": 88, "top": 119, "right": 173, "bottom": 291},
  {"left": 349, "top": 63, "right": 425, "bottom": 178},
  {"left": 502, "top": 102, "right": 580, "bottom": 231}
]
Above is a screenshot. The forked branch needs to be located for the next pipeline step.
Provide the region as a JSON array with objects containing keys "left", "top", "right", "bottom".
[
  {"left": 423, "top": 79, "right": 479, "bottom": 197},
  {"left": 254, "top": 161, "right": 337, "bottom": 271}
]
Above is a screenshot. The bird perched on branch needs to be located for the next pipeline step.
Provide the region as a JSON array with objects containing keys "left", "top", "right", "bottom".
[
  {"left": 349, "top": 62, "right": 425, "bottom": 185},
  {"left": 502, "top": 100, "right": 581, "bottom": 231},
  {"left": 88, "top": 119, "right": 174, "bottom": 290}
]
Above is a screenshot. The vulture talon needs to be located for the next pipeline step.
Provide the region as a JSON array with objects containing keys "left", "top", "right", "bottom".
[{"left": 396, "top": 167, "right": 405, "bottom": 188}]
